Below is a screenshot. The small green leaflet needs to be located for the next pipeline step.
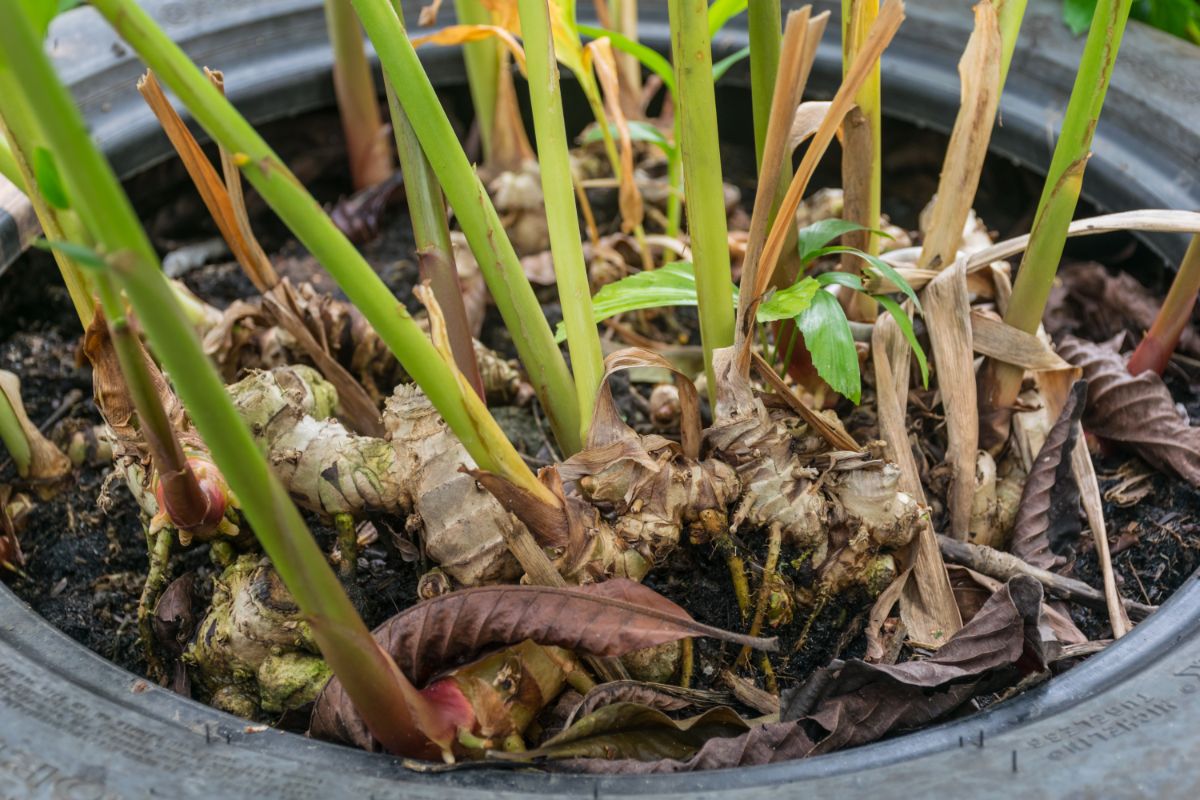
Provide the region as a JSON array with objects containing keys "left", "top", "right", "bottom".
[
  {"left": 875, "top": 295, "right": 929, "bottom": 387},
  {"left": 33, "top": 238, "right": 107, "bottom": 270},
  {"left": 795, "top": 218, "right": 892, "bottom": 266},
  {"left": 796, "top": 290, "right": 860, "bottom": 403},
  {"left": 817, "top": 271, "right": 865, "bottom": 292},
  {"left": 713, "top": 46, "right": 751, "bottom": 83},
  {"left": 708, "top": 0, "right": 749, "bottom": 37},
  {"left": 580, "top": 120, "right": 676, "bottom": 159},
  {"left": 1061, "top": 0, "right": 1097, "bottom": 34},
  {"left": 756, "top": 277, "right": 819, "bottom": 322},
  {"left": 556, "top": 261, "right": 703, "bottom": 342},
  {"left": 33, "top": 147, "right": 70, "bottom": 210},
  {"left": 812, "top": 245, "right": 922, "bottom": 313}
]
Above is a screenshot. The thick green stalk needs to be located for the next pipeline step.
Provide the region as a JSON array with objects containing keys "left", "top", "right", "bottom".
[
  {"left": 841, "top": 0, "right": 882, "bottom": 263},
  {"left": 453, "top": 0, "right": 500, "bottom": 162},
  {"left": 385, "top": 81, "right": 486, "bottom": 399},
  {"left": 0, "top": 385, "right": 31, "bottom": 476},
  {"left": 89, "top": 0, "right": 569, "bottom": 470},
  {"left": 324, "top": 0, "right": 392, "bottom": 189},
  {"left": 0, "top": 72, "right": 95, "bottom": 327},
  {"left": 517, "top": 0, "right": 605, "bottom": 441},
  {"left": 668, "top": 0, "right": 736, "bottom": 401},
  {"left": 1, "top": 2, "right": 444, "bottom": 757},
  {"left": 93, "top": 273, "right": 213, "bottom": 532},
  {"left": 349, "top": 0, "right": 582, "bottom": 453},
  {"left": 747, "top": 0, "right": 782, "bottom": 170},
  {"left": 979, "top": 0, "right": 1133, "bottom": 443},
  {"left": 1128, "top": 235, "right": 1200, "bottom": 377}
]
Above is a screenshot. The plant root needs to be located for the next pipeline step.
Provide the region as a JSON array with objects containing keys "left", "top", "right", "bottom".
[
  {"left": 184, "top": 555, "right": 331, "bottom": 718},
  {"left": 227, "top": 365, "right": 522, "bottom": 586}
]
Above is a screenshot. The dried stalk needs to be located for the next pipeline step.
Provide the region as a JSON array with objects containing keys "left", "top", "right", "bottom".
[
  {"left": 937, "top": 534, "right": 1155, "bottom": 620},
  {"left": 922, "top": 259, "right": 978, "bottom": 539},
  {"left": 1071, "top": 431, "right": 1132, "bottom": 637}
]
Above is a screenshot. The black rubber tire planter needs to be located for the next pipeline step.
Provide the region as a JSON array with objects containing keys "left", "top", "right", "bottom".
[{"left": 1, "top": 1, "right": 1199, "bottom": 797}]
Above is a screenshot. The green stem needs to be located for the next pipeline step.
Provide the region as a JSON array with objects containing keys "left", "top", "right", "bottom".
[
  {"left": 0, "top": 73, "right": 96, "bottom": 327},
  {"left": 453, "top": 0, "right": 500, "bottom": 162},
  {"left": 89, "top": 0, "right": 562, "bottom": 470},
  {"left": 747, "top": 0, "right": 782, "bottom": 170},
  {"left": 664, "top": 112, "right": 683, "bottom": 240},
  {"left": 324, "top": 0, "right": 391, "bottom": 189},
  {"left": 668, "top": 0, "right": 735, "bottom": 403},
  {"left": 995, "top": 0, "right": 1028, "bottom": 90},
  {"left": 0, "top": 382, "right": 31, "bottom": 476},
  {"left": 1128, "top": 235, "right": 1200, "bottom": 377},
  {"left": 385, "top": 80, "right": 486, "bottom": 399},
  {"left": 979, "top": 0, "right": 1133, "bottom": 439},
  {"left": 350, "top": 0, "right": 581, "bottom": 454},
  {"left": 841, "top": 0, "right": 882, "bottom": 262},
  {"left": 5, "top": 2, "right": 447, "bottom": 758},
  {"left": 518, "top": 0, "right": 605, "bottom": 441},
  {"left": 94, "top": 272, "right": 214, "bottom": 533},
  {"left": 0, "top": 134, "right": 20, "bottom": 187}
]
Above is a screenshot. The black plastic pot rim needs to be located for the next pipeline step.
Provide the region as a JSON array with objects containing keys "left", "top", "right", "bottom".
[{"left": 2, "top": 2, "right": 1200, "bottom": 796}]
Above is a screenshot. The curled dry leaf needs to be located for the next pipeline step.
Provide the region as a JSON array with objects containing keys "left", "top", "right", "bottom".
[
  {"left": 0, "top": 485, "right": 31, "bottom": 573},
  {"left": 1010, "top": 380, "right": 1086, "bottom": 572},
  {"left": 0, "top": 369, "right": 71, "bottom": 483},
  {"left": 151, "top": 573, "right": 198, "bottom": 695},
  {"left": 311, "top": 581, "right": 775, "bottom": 751},
  {"left": 361, "top": 580, "right": 777, "bottom": 687},
  {"left": 499, "top": 702, "right": 752, "bottom": 762},
  {"left": 564, "top": 681, "right": 734, "bottom": 729},
  {"left": 1045, "top": 262, "right": 1200, "bottom": 359},
  {"left": 564, "top": 577, "right": 1054, "bottom": 773},
  {"left": 1058, "top": 335, "right": 1200, "bottom": 487}
]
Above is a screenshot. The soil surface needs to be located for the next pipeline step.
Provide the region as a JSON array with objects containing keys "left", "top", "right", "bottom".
[{"left": 2, "top": 105, "right": 1198, "bottom": 718}]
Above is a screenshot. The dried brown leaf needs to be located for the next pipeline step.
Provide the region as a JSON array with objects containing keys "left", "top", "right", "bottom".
[
  {"left": 344, "top": 580, "right": 777, "bottom": 688},
  {"left": 501, "top": 702, "right": 751, "bottom": 762},
  {"left": 923, "top": 258, "right": 978, "bottom": 538},
  {"left": 918, "top": 1, "right": 1002, "bottom": 270},
  {"left": 1058, "top": 335, "right": 1200, "bottom": 486},
  {"left": 970, "top": 309, "right": 1072, "bottom": 371},
  {"left": 565, "top": 681, "right": 732, "bottom": 728},
  {"left": 1011, "top": 380, "right": 1086, "bottom": 571},
  {"left": 566, "top": 576, "right": 1052, "bottom": 771},
  {"left": 871, "top": 314, "right": 962, "bottom": 648}
]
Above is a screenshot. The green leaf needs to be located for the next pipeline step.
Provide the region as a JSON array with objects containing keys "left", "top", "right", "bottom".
[
  {"left": 577, "top": 24, "right": 676, "bottom": 94},
  {"left": 32, "top": 238, "right": 107, "bottom": 270},
  {"left": 875, "top": 295, "right": 930, "bottom": 388},
  {"left": 32, "top": 146, "right": 69, "bottom": 210},
  {"left": 712, "top": 45, "right": 751, "bottom": 83},
  {"left": 796, "top": 218, "right": 872, "bottom": 265},
  {"left": 1062, "top": 0, "right": 1098, "bottom": 34},
  {"left": 499, "top": 702, "right": 751, "bottom": 761},
  {"left": 817, "top": 271, "right": 865, "bottom": 292},
  {"left": 757, "top": 276, "right": 819, "bottom": 322},
  {"left": 708, "top": 0, "right": 749, "bottom": 37},
  {"left": 580, "top": 120, "right": 677, "bottom": 158},
  {"left": 557, "top": 261, "right": 702, "bottom": 341},
  {"left": 16, "top": 0, "right": 59, "bottom": 37},
  {"left": 796, "top": 290, "right": 860, "bottom": 403},
  {"left": 814, "top": 246, "right": 922, "bottom": 313}
]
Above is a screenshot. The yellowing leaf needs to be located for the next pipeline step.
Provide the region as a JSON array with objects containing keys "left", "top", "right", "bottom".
[{"left": 411, "top": 24, "right": 527, "bottom": 73}]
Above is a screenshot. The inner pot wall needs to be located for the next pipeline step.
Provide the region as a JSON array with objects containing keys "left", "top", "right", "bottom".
[{"left": 1, "top": 1, "right": 1199, "bottom": 797}]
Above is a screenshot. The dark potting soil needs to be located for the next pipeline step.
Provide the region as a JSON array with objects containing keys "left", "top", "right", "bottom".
[{"left": 1, "top": 103, "right": 1197, "bottom": 708}]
